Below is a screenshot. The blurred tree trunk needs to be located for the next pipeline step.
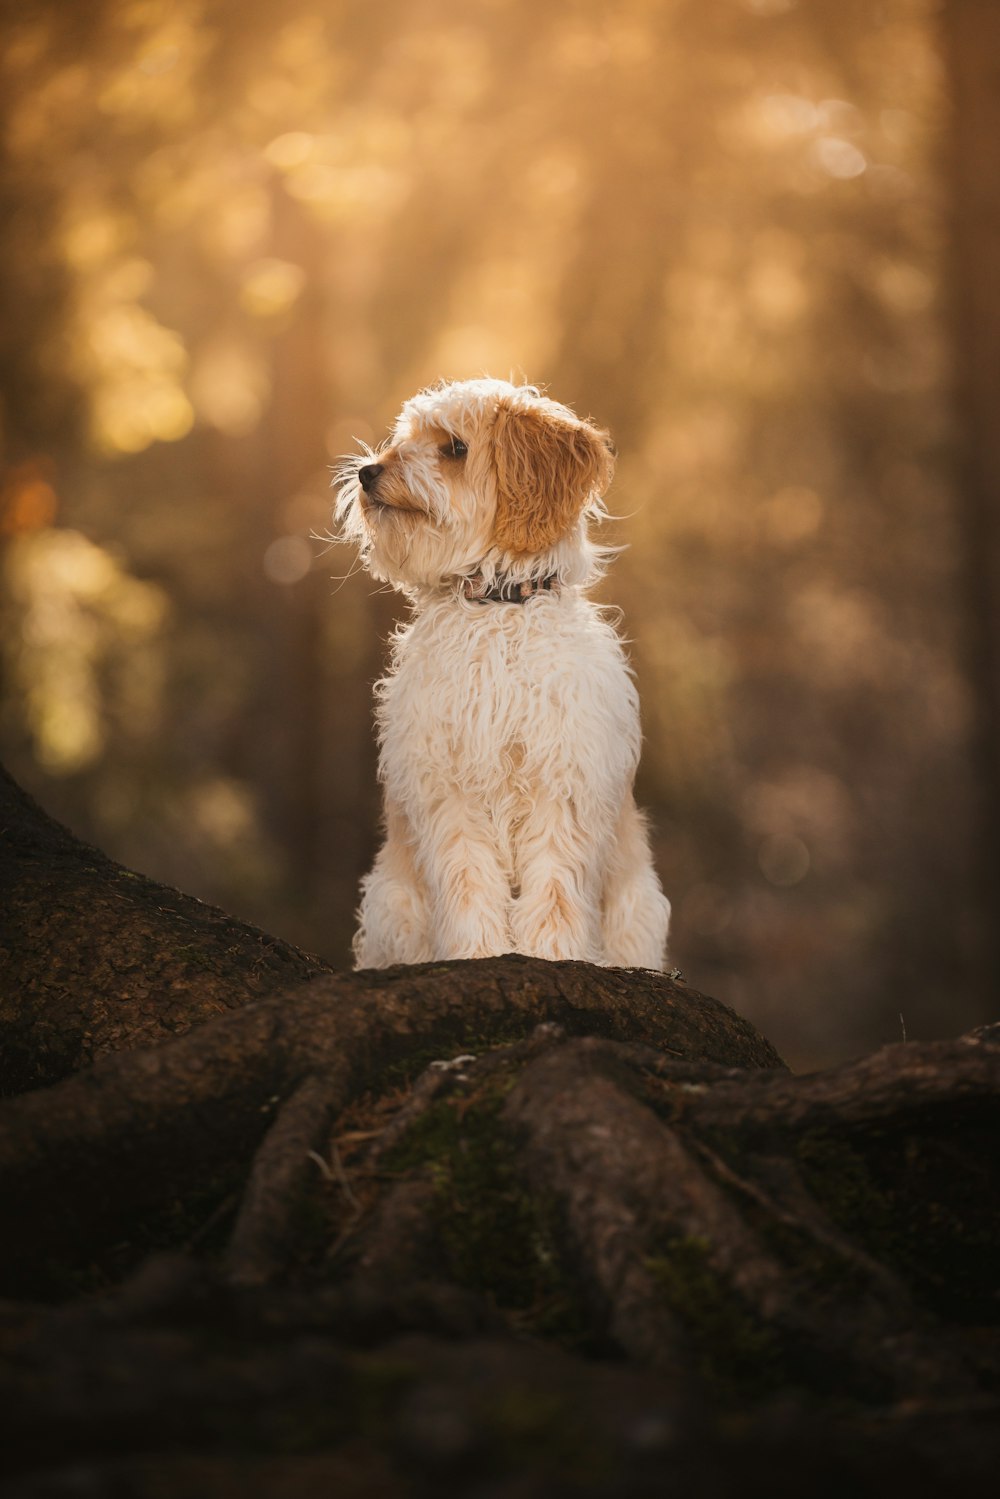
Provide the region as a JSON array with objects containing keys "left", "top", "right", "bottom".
[
  {"left": 265, "top": 184, "right": 384, "bottom": 961},
  {"left": 942, "top": 0, "right": 1000, "bottom": 995}
]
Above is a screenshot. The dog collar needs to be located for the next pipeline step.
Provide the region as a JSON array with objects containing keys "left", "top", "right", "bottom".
[{"left": 461, "top": 571, "right": 560, "bottom": 604}]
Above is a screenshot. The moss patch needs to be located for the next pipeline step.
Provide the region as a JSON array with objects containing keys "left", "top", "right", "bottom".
[
  {"left": 383, "top": 1076, "right": 595, "bottom": 1350},
  {"left": 645, "top": 1235, "right": 785, "bottom": 1399},
  {"left": 797, "top": 1115, "right": 1000, "bottom": 1324},
  {"left": 380, "top": 1023, "right": 532, "bottom": 1089}
]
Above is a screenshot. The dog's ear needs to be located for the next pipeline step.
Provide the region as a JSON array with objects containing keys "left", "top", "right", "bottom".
[{"left": 491, "top": 400, "right": 615, "bottom": 554}]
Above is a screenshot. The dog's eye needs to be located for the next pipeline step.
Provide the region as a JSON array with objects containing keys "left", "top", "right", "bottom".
[{"left": 442, "top": 437, "right": 468, "bottom": 459}]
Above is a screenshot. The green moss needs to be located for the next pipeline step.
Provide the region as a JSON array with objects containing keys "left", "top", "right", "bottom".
[
  {"left": 796, "top": 1120, "right": 1000, "bottom": 1323},
  {"left": 645, "top": 1235, "right": 785, "bottom": 1398},
  {"left": 755, "top": 1213, "right": 870, "bottom": 1301},
  {"left": 380, "top": 1023, "right": 531, "bottom": 1088},
  {"left": 797, "top": 1131, "right": 893, "bottom": 1244},
  {"left": 691, "top": 1129, "right": 875, "bottom": 1301},
  {"left": 383, "top": 1077, "right": 594, "bottom": 1349}
]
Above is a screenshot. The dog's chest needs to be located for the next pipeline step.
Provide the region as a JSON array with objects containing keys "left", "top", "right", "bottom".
[
  {"left": 385, "top": 608, "right": 550, "bottom": 740},
  {"left": 376, "top": 598, "right": 639, "bottom": 796}
]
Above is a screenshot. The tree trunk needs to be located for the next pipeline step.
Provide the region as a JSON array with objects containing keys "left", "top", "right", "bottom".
[
  {"left": 0, "top": 764, "right": 997, "bottom": 1495},
  {"left": 942, "top": 0, "right": 1000, "bottom": 999},
  {"left": 0, "top": 764, "right": 334, "bottom": 1094}
]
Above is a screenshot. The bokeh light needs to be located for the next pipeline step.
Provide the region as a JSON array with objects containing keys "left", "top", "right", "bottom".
[{"left": 0, "top": 0, "right": 993, "bottom": 1070}]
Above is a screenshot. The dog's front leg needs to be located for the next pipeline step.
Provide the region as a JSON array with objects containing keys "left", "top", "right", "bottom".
[
  {"left": 510, "top": 791, "right": 606, "bottom": 963},
  {"left": 414, "top": 795, "right": 512, "bottom": 960},
  {"left": 601, "top": 793, "right": 671, "bottom": 969},
  {"left": 353, "top": 799, "right": 432, "bottom": 967}
]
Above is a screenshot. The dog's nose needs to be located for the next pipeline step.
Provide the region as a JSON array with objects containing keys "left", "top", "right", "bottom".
[{"left": 358, "top": 463, "right": 383, "bottom": 494}]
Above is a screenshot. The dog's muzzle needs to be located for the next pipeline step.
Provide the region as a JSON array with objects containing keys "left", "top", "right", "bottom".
[{"left": 358, "top": 463, "right": 383, "bottom": 494}]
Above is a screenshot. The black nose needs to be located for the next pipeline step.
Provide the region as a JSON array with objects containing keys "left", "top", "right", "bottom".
[{"left": 358, "top": 463, "right": 383, "bottom": 494}]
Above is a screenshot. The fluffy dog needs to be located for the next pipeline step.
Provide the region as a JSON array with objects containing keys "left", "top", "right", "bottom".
[{"left": 335, "top": 377, "right": 670, "bottom": 970}]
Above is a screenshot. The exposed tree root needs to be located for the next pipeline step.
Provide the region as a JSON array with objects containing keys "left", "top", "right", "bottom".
[
  {"left": 2, "top": 765, "right": 999, "bottom": 1492},
  {"left": 0, "top": 957, "right": 781, "bottom": 1294},
  {"left": 0, "top": 766, "right": 334, "bottom": 1093},
  {"left": 227, "top": 1073, "right": 345, "bottom": 1286}
]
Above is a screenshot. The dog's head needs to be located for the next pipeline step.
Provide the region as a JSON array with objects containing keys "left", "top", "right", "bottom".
[{"left": 335, "top": 378, "right": 615, "bottom": 593}]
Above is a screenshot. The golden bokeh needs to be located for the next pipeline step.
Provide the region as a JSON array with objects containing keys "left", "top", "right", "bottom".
[{"left": 0, "top": 0, "right": 993, "bottom": 1068}]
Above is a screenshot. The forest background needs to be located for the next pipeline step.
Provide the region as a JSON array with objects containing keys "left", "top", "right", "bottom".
[{"left": 1, "top": 0, "right": 997, "bottom": 1071}]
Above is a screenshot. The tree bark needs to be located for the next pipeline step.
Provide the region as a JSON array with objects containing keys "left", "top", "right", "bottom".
[
  {"left": 0, "top": 764, "right": 334, "bottom": 1094},
  {"left": 1, "top": 765, "right": 998, "bottom": 1495},
  {"left": 942, "top": 0, "right": 1000, "bottom": 999}
]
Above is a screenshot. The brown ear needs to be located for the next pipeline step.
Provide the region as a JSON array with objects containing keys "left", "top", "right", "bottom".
[{"left": 491, "top": 401, "right": 615, "bottom": 554}]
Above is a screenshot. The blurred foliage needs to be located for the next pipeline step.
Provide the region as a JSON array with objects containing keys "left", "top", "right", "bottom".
[{"left": 0, "top": 0, "right": 988, "bottom": 1067}]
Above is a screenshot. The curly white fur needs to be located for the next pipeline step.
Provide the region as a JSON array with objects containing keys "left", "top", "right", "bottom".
[{"left": 335, "top": 378, "right": 670, "bottom": 969}]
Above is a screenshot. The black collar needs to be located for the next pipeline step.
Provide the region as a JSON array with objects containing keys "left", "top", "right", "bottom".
[{"left": 461, "top": 572, "right": 560, "bottom": 605}]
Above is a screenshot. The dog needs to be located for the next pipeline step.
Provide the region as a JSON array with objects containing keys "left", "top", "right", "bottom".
[{"left": 335, "top": 377, "right": 670, "bottom": 970}]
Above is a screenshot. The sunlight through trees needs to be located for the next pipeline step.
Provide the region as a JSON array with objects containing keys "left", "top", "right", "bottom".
[{"left": 0, "top": 0, "right": 992, "bottom": 1068}]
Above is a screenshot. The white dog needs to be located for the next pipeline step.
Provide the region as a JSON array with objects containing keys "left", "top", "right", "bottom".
[{"left": 336, "top": 378, "right": 670, "bottom": 970}]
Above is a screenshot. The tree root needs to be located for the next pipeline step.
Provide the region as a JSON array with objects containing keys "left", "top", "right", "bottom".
[
  {"left": 4, "top": 767, "right": 999, "bottom": 1489},
  {"left": 0, "top": 985, "right": 997, "bottom": 1489},
  {"left": 0, "top": 958, "right": 780, "bottom": 1293},
  {"left": 227, "top": 1074, "right": 346, "bottom": 1285}
]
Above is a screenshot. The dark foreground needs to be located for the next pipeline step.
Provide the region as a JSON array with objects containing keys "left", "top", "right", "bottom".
[{"left": 1, "top": 765, "right": 998, "bottom": 1496}]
